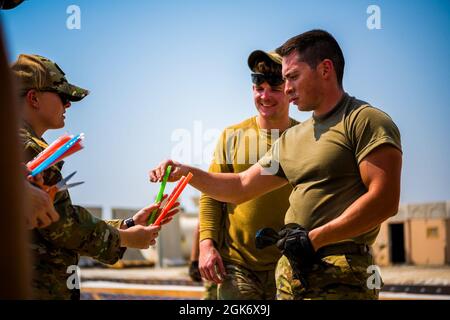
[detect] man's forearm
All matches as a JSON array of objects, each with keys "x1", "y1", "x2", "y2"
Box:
[
  {"x1": 183, "y1": 163, "x2": 287, "y2": 204},
  {"x1": 199, "y1": 194, "x2": 225, "y2": 243},
  {"x1": 183, "y1": 165, "x2": 248, "y2": 204},
  {"x1": 309, "y1": 190, "x2": 399, "y2": 251}
]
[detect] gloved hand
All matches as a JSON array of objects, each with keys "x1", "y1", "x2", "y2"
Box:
[
  {"x1": 188, "y1": 260, "x2": 202, "y2": 282},
  {"x1": 275, "y1": 223, "x2": 316, "y2": 286}
]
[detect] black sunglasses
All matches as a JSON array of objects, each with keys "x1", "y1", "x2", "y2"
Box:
[
  {"x1": 21, "y1": 88, "x2": 71, "y2": 106},
  {"x1": 43, "y1": 90, "x2": 71, "y2": 106},
  {"x1": 251, "y1": 72, "x2": 284, "y2": 87}
]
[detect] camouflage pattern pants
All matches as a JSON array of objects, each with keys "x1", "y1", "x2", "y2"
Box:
[
  {"x1": 276, "y1": 253, "x2": 381, "y2": 300},
  {"x1": 203, "y1": 280, "x2": 218, "y2": 300},
  {"x1": 217, "y1": 263, "x2": 276, "y2": 300}
]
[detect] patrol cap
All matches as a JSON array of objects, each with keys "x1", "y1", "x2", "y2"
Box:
[
  {"x1": 247, "y1": 50, "x2": 282, "y2": 72},
  {"x1": 11, "y1": 54, "x2": 89, "y2": 102},
  {"x1": 0, "y1": 0, "x2": 25, "y2": 10}
]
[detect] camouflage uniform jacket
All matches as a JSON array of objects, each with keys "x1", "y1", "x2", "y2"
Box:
[{"x1": 20, "y1": 123, "x2": 125, "y2": 300}]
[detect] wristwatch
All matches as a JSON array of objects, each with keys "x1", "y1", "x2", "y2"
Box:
[{"x1": 124, "y1": 217, "x2": 135, "y2": 228}]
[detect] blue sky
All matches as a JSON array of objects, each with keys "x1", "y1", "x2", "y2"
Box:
[{"x1": 2, "y1": 0, "x2": 449, "y2": 217}]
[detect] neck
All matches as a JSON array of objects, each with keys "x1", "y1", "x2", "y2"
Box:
[
  {"x1": 23, "y1": 114, "x2": 46, "y2": 138},
  {"x1": 257, "y1": 114, "x2": 291, "y2": 132},
  {"x1": 313, "y1": 87, "x2": 345, "y2": 117}
]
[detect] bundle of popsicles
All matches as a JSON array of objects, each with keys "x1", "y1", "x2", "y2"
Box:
[
  {"x1": 148, "y1": 165, "x2": 193, "y2": 226},
  {"x1": 26, "y1": 133, "x2": 85, "y2": 177}
]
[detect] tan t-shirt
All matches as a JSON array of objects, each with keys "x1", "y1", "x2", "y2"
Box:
[
  {"x1": 259, "y1": 93, "x2": 402, "y2": 245},
  {"x1": 199, "y1": 116, "x2": 298, "y2": 271}
]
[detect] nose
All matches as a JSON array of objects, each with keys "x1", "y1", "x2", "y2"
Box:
[
  {"x1": 259, "y1": 87, "x2": 271, "y2": 101},
  {"x1": 64, "y1": 101, "x2": 71, "y2": 109},
  {"x1": 284, "y1": 80, "x2": 294, "y2": 96}
]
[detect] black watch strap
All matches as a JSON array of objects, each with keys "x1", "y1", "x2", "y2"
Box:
[{"x1": 124, "y1": 218, "x2": 135, "y2": 228}]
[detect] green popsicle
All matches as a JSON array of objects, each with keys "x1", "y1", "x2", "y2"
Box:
[{"x1": 147, "y1": 165, "x2": 172, "y2": 225}]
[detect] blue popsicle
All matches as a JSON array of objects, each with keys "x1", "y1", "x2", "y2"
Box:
[{"x1": 31, "y1": 133, "x2": 84, "y2": 177}]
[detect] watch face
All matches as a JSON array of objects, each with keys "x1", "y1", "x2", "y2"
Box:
[{"x1": 125, "y1": 218, "x2": 135, "y2": 228}]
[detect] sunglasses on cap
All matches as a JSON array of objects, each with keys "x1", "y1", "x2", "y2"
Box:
[{"x1": 251, "y1": 72, "x2": 284, "y2": 87}]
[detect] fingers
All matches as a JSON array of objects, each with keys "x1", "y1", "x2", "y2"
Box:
[
  {"x1": 160, "y1": 217, "x2": 173, "y2": 225},
  {"x1": 210, "y1": 259, "x2": 225, "y2": 284},
  {"x1": 149, "y1": 159, "x2": 184, "y2": 183},
  {"x1": 202, "y1": 262, "x2": 221, "y2": 284},
  {"x1": 153, "y1": 201, "x2": 180, "y2": 226},
  {"x1": 147, "y1": 225, "x2": 161, "y2": 232},
  {"x1": 216, "y1": 257, "x2": 226, "y2": 280},
  {"x1": 146, "y1": 202, "x2": 162, "y2": 212},
  {"x1": 26, "y1": 183, "x2": 59, "y2": 229},
  {"x1": 169, "y1": 201, "x2": 180, "y2": 210},
  {"x1": 199, "y1": 251, "x2": 225, "y2": 284},
  {"x1": 146, "y1": 225, "x2": 161, "y2": 240},
  {"x1": 26, "y1": 215, "x2": 38, "y2": 230},
  {"x1": 166, "y1": 209, "x2": 179, "y2": 219},
  {"x1": 36, "y1": 212, "x2": 52, "y2": 229},
  {"x1": 46, "y1": 205, "x2": 60, "y2": 223},
  {"x1": 27, "y1": 173, "x2": 44, "y2": 185}
]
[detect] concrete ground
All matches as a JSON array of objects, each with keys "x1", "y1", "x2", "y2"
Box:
[
  {"x1": 79, "y1": 264, "x2": 450, "y2": 300},
  {"x1": 380, "y1": 265, "x2": 450, "y2": 286}
]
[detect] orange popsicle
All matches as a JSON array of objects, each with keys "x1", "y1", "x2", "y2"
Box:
[
  {"x1": 26, "y1": 134, "x2": 72, "y2": 171},
  {"x1": 153, "y1": 172, "x2": 193, "y2": 226}
]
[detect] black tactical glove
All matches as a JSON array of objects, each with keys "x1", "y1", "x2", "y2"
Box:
[
  {"x1": 255, "y1": 227, "x2": 280, "y2": 249},
  {"x1": 275, "y1": 223, "x2": 316, "y2": 287},
  {"x1": 188, "y1": 260, "x2": 202, "y2": 282}
]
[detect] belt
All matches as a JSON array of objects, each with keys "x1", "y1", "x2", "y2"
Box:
[{"x1": 315, "y1": 242, "x2": 370, "y2": 258}]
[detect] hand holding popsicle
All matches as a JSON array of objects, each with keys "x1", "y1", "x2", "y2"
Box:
[
  {"x1": 134, "y1": 195, "x2": 180, "y2": 227},
  {"x1": 153, "y1": 172, "x2": 193, "y2": 226},
  {"x1": 148, "y1": 165, "x2": 172, "y2": 225},
  {"x1": 25, "y1": 182, "x2": 59, "y2": 229},
  {"x1": 149, "y1": 159, "x2": 188, "y2": 183}
]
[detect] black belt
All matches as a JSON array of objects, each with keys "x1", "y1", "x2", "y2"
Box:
[{"x1": 316, "y1": 242, "x2": 370, "y2": 258}]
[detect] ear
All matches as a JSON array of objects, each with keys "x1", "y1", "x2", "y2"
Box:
[
  {"x1": 319, "y1": 59, "x2": 334, "y2": 80},
  {"x1": 25, "y1": 89, "x2": 40, "y2": 110}
]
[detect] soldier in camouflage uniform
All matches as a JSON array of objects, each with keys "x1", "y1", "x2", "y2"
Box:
[
  {"x1": 149, "y1": 30, "x2": 402, "y2": 300},
  {"x1": 12, "y1": 54, "x2": 171, "y2": 299}
]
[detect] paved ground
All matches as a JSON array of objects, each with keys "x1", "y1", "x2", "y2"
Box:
[
  {"x1": 81, "y1": 265, "x2": 450, "y2": 285},
  {"x1": 380, "y1": 265, "x2": 450, "y2": 285},
  {"x1": 80, "y1": 264, "x2": 450, "y2": 300}
]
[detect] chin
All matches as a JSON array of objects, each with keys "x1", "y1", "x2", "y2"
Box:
[
  {"x1": 296, "y1": 104, "x2": 312, "y2": 112},
  {"x1": 55, "y1": 122, "x2": 65, "y2": 129},
  {"x1": 259, "y1": 111, "x2": 277, "y2": 119}
]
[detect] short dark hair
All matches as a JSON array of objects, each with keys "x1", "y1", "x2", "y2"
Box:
[{"x1": 276, "y1": 29, "x2": 345, "y2": 87}]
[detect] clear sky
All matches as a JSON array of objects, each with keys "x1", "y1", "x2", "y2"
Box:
[{"x1": 2, "y1": 0, "x2": 449, "y2": 217}]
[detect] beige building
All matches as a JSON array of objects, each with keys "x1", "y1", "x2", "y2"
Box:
[{"x1": 372, "y1": 201, "x2": 450, "y2": 266}]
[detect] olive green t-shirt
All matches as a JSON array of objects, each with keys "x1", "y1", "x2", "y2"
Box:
[
  {"x1": 199, "y1": 116, "x2": 299, "y2": 271},
  {"x1": 258, "y1": 93, "x2": 402, "y2": 245}
]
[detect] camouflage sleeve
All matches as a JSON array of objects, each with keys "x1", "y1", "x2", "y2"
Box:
[
  {"x1": 36, "y1": 197, "x2": 125, "y2": 264},
  {"x1": 106, "y1": 219, "x2": 124, "y2": 229},
  {"x1": 22, "y1": 131, "x2": 125, "y2": 264}
]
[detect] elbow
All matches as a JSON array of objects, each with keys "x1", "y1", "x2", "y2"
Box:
[
  {"x1": 229, "y1": 195, "x2": 247, "y2": 205},
  {"x1": 385, "y1": 195, "x2": 400, "y2": 218},
  {"x1": 388, "y1": 203, "x2": 399, "y2": 218}
]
